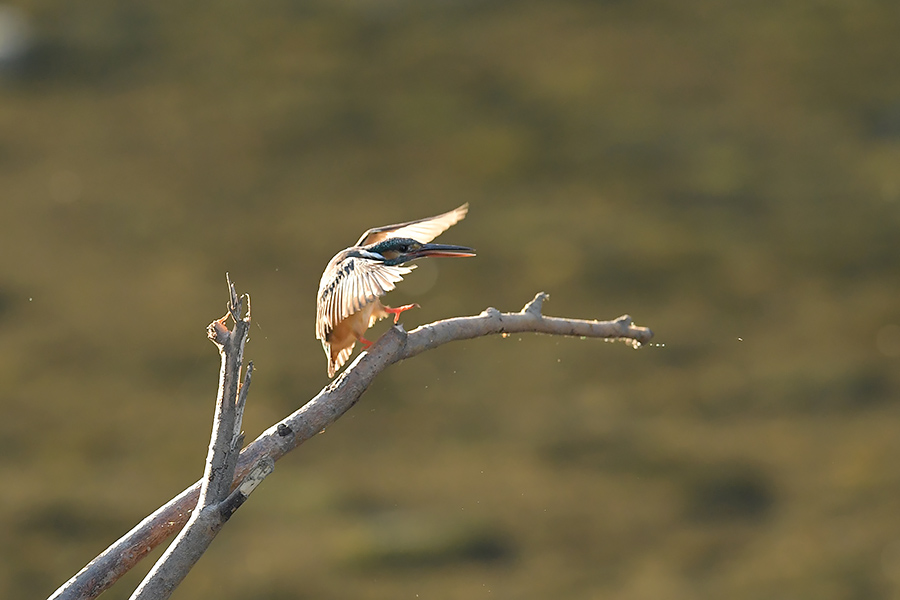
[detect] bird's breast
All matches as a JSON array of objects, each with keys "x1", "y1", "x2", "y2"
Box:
[{"x1": 325, "y1": 299, "x2": 385, "y2": 344}]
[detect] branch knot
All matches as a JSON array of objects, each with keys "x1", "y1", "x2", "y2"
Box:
[{"x1": 521, "y1": 292, "x2": 549, "y2": 317}]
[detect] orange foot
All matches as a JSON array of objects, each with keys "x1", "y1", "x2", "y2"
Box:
[
  {"x1": 359, "y1": 336, "x2": 374, "y2": 349},
  {"x1": 384, "y1": 303, "x2": 420, "y2": 323}
]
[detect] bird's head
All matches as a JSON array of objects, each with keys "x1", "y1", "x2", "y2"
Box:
[{"x1": 366, "y1": 237, "x2": 476, "y2": 266}]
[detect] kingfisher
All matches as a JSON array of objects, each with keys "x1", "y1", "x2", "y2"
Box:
[{"x1": 316, "y1": 203, "x2": 475, "y2": 377}]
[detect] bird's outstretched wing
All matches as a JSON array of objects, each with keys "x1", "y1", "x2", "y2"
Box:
[
  {"x1": 354, "y1": 203, "x2": 469, "y2": 247},
  {"x1": 315, "y1": 250, "x2": 414, "y2": 342}
]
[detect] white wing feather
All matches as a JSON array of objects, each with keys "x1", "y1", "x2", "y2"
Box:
[
  {"x1": 315, "y1": 252, "x2": 414, "y2": 341},
  {"x1": 354, "y1": 203, "x2": 468, "y2": 246}
]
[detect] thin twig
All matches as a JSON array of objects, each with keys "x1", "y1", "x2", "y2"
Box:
[{"x1": 233, "y1": 362, "x2": 253, "y2": 447}]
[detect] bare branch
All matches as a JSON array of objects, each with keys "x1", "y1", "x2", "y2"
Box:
[
  {"x1": 128, "y1": 278, "x2": 255, "y2": 600},
  {"x1": 201, "y1": 282, "x2": 251, "y2": 507},
  {"x1": 48, "y1": 487, "x2": 200, "y2": 600},
  {"x1": 49, "y1": 292, "x2": 652, "y2": 600},
  {"x1": 400, "y1": 292, "x2": 653, "y2": 360}
]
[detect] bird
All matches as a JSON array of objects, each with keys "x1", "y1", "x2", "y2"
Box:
[{"x1": 316, "y1": 203, "x2": 475, "y2": 377}]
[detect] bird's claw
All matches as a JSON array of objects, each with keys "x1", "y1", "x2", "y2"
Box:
[{"x1": 385, "y1": 303, "x2": 420, "y2": 323}]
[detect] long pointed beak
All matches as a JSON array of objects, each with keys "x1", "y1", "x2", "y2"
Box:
[{"x1": 406, "y1": 243, "x2": 476, "y2": 260}]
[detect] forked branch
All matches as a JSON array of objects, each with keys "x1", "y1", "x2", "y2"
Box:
[
  {"x1": 128, "y1": 276, "x2": 272, "y2": 600},
  {"x1": 48, "y1": 289, "x2": 652, "y2": 600}
]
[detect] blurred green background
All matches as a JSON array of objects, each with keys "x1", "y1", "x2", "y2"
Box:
[{"x1": 2, "y1": 1, "x2": 899, "y2": 598}]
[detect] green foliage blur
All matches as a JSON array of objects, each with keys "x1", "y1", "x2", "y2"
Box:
[{"x1": 2, "y1": 1, "x2": 899, "y2": 598}]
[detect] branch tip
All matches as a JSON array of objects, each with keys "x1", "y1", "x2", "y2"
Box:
[
  {"x1": 223, "y1": 274, "x2": 252, "y2": 324},
  {"x1": 226, "y1": 274, "x2": 241, "y2": 320},
  {"x1": 240, "y1": 292, "x2": 251, "y2": 322},
  {"x1": 522, "y1": 292, "x2": 549, "y2": 316}
]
